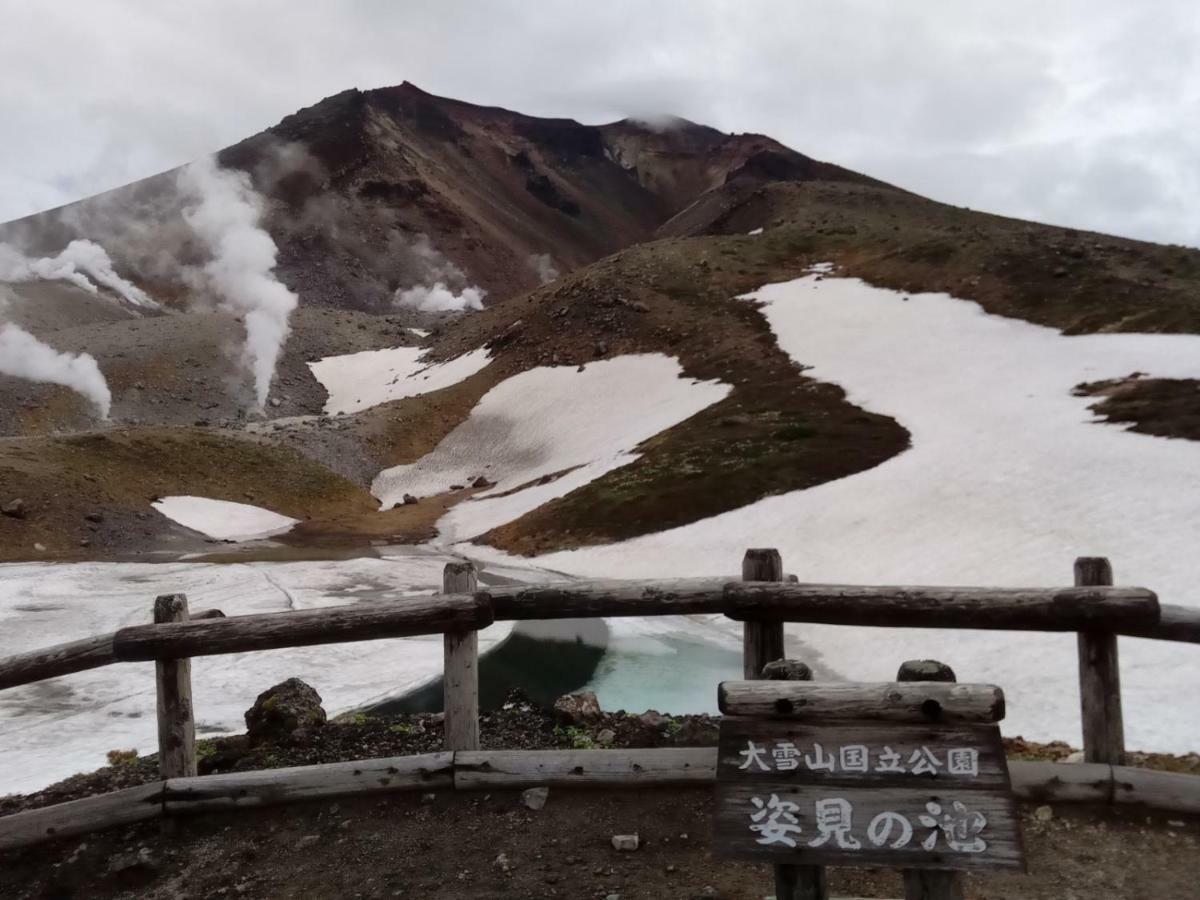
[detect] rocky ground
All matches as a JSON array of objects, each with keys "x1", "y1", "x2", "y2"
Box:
[{"x1": 1, "y1": 685, "x2": 1198, "y2": 899}]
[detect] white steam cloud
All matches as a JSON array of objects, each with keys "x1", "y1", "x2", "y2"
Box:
[
  {"x1": 392, "y1": 234, "x2": 486, "y2": 313},
  {"x1": 0, "y1": 318, "x2": 111, "y2": 418},
  {"x1": 395, "y1": 283, "x2": 486, "y2": 313},
  {"x1": 0, "y1": 239, "x2": 158, "y2": 308},
  {"x1": 527, "y1": 252, "x2": 560, "y2": 284},
  {"x1": 178, "y1": 157, "x2": 298, "y2": 411}
]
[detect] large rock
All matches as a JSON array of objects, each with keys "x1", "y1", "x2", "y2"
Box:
[
  {"x1": 244, "y1": 678, "x2": 326, "y2": 745},
  {"x1": 553, "y1": 691, "x2": 602, "y2": 726},
  {"x1": 761, "y1": 659, "x2": 812, "y2": 681},
  {"x1": 522, "y1": 786, "x2": 549, "y2": 810},
  {"x1": 2, "y1": 498, "x2": 26, "y2": 519}
]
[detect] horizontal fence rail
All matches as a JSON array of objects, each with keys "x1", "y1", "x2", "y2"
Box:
[
  {"x1": 0, "y1": 608, "x2": 225, "y2": 691},
  {"x1": 2, "y1": 750, "x2": 1198, "y2": 853},
  {"x1": 111, "y1": 593, "x2": 493, "y2": 662},
  {"x1": 1, "y1": 579, "x2": 1186, "y2": 690}
]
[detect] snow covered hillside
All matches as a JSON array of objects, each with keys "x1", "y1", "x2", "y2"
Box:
[
  {"x1": 481, "y1": 272, "x2": 1200, "y2": 753},
  {"x1": 372, "y1": 354, "x2": 730, "y2": 538},
  {"x1": 308, "y1": 346, "x2": 492, "y2": 415}
]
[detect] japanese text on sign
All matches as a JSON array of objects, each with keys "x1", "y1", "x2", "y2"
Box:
[
  {"x1": 749, "y1": 794, "x2": 989, "y2": 853},
  {"x1": 737, "y1": 740, "x2": 979, "y2": 776}
]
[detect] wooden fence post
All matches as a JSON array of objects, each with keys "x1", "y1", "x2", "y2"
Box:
[
  {"x1": 443, "y1": 561, "x2": 480, "y2": 751},
  {"x1": 769, "y1": 658, "x2": 828, "y2": 900},
  {"x1": 1075, "y1": 557, "x2": 1125, "y2": 764},
  {"x1": 897, "y1": 659, "x2": 964, "y2": 900},
  {"x1": 154, "y1": 594, "x2": 197, "y2": 779},
  {"x1": 742, "y1": 548, "x2": 784, "y2": 680}
]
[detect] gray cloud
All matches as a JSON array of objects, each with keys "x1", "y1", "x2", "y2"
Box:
[{"x1": 2, "y1": 0, "x2": 1197, "y2": 245}]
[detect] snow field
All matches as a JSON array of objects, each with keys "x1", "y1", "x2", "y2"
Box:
[
  {"x1": 501, "y1": 274, "x2": 1200, "y2": 752},
  {"x1": 308, "y1": 346, "x2": 491, "y2": 415},
  {"x1": 372, "y1": 354, "x2": 731, "y2": 541},
  {"x1": 152, "y1": 496, "x2": 299, "y2": 541},
  {"x1": 0, "y1": 553, "x2": 545, "y2": 795}
]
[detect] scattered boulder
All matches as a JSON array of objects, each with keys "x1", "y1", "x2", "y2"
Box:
[
  {"x1": 85, "y1": 511, "x2": 104, "y2": 524},
  {"x1": 522, "y1": 786, "x2": 549, "y2": 811},
  {"x1": 1033, "y1": 805, "x2": 1054, "y2": 822},
  {"x1": 610, "y1": 834, "x2": 639, "y2": 852},
  {"x1": 896, "y1": 659, "x2": 956, "y2": 682},
  {"x1": 633, "y1": 709, "x2": 667, "y2": 742},
  {"x1": 554, "y1": 691, "x2": 602, "y2": 726},
  {"x1": 471, "y1": 475, "x2": 494, "y2": 489},
  {"x1": 2, "y1": 498, "x2": 26, "y2": 519},
  {"x1": 761, "y1": 659, "x2": 812, "y2": 681},
  {"x1": 106, "y1": 846, "x2": 158, "y2": 883},
  {"x1": 596, "y1": 728, "x2": 616, "y2": 746},
  {"x1": 244, "y1": 678, "x2": 327, "y2": 746}
]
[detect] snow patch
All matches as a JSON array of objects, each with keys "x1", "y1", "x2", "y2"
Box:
[
  {"x1": 153, "y1": 496, "x2": 299, "y2": 541},
  {"x1": 308, "y1": 346, "x2": 491, "y2": 416},
  {"x1": 509, "y1": 275, "x2": 1200, "y2": 753},
  {"x1": 372, "y1": 354, "x2": 730, "y2": 541},
  {"x1": 747, "y1": 227, "x2": 764, "y2": 236}
]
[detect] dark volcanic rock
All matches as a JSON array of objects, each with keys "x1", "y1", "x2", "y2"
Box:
[
  {"x1": 553, "y1": 691, "x2": 602, "y2": 726},
  {"x1": 245, "y1": 678, "x2": 327, "y2": 746}
]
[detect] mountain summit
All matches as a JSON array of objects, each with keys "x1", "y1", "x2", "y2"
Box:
[{"x1": 1, "y1": 82, "x2": 880, "y2": 310}]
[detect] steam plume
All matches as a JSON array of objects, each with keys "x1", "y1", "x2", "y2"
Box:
[
  {"x1": 527, "y1": 252, "x2": 560, "y2": 284},
  {"x1": 395, "y1": 282, "x2": 485, "y2": 312},
  {"x1": 392, "y1": 234, "x2": 486, "y2": 313},
  {"x1": 178, "y1": 157, "x2": 298, "y2": 410},
  {"x1": 0, "y1": 319, "x2": 111, "y2": 418},
  {"x1": 0, "y1": 239, "x2": 157, "y2": 308}
]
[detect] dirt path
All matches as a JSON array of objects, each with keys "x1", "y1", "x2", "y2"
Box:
[{"x1": 1, "y1": 788, "x2": 1196, "y2": 899}]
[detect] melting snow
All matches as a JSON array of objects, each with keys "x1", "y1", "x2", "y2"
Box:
[
  {"x1": 152, "y1": 494, "x2": 300, "y2": 542},
  {"x1": 371, "y1": 354, "x2": 730, "y2": 540},
  {"x1": 482, "y1": 274, "x2": 1200, "y2": 753},
  {"x1": 308, "y1": 346, "x2": 491, "y2": 416},
  {"x1": 152, "y1": 496, "x2": 299, "y2": 542},
  {"x1": 0, "y1": 553, "x2": 542, "y2": 795}
]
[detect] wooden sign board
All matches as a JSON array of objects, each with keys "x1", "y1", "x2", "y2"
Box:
[{"x1": 715, "y1": 718, "x2": 1026, "y2": 872}]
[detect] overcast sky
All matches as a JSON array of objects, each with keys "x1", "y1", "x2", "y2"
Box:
[{"x1": 2, "y1": 1, "x2": 1197, "y2": 246}]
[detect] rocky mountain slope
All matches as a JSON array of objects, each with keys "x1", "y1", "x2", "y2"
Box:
[
  {"x1": 0, "y1": 82, "x2": 877, "y2": 311},
  {"x1": 2, "y1": 84, "x2": 1199, "y2": 562}
]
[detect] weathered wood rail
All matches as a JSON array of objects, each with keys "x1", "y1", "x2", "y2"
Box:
[
  {"x1": 0, "y1": 550, "x2": 1196, "y2": 856},
  {"x1": 2, "y1": 749, "x2": 1198, "y2": 853}
]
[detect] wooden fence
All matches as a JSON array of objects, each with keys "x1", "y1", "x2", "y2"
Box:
[{"x1": 1, "y1": 550, "x2": 1198, "y2": 854}]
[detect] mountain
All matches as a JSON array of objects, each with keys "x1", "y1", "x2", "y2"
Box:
[
  {"x1": 1, "y1": 83, "x2": 1198, "y2": 563},
  {"x1": 0, "y1": 82, "x2": 879, "y2": 311}
]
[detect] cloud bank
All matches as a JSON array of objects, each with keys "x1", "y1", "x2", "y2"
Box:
[{"x1": 1, "y1": 2, "x2": 1198, "y2": 246}]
